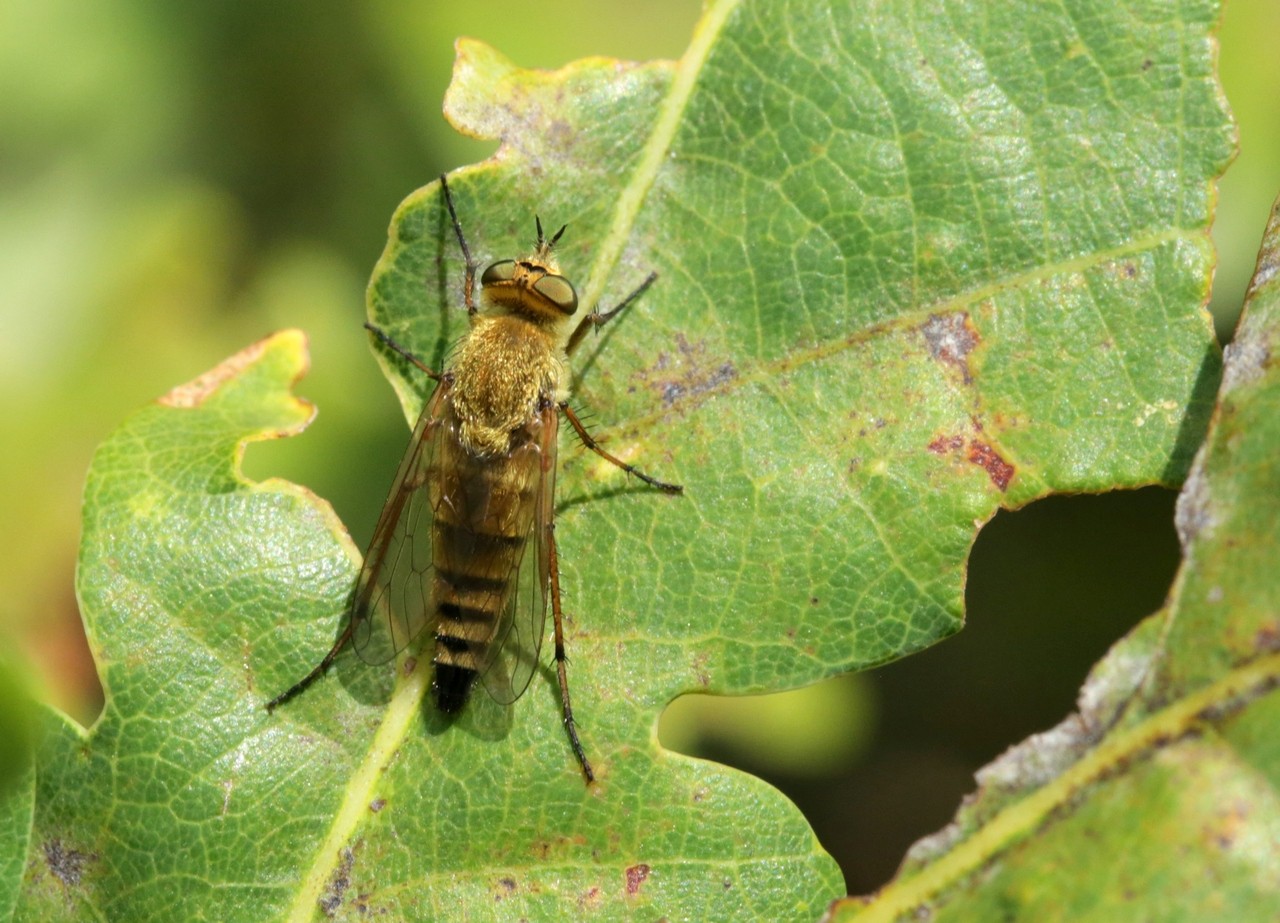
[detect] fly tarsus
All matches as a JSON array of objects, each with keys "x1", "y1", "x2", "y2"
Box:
[
  {"x1": 264, "y1": 617, "x2": 356, "y2": 712},
  {"x1": 264, "y1": 662, "x2": 330, "y2": 712},
  {"x1": 563, "y1": 707, "x2": 595, "y2": 784},
  {"x1": 546, "y1": 521, "x2": 596, "y2": 784}
]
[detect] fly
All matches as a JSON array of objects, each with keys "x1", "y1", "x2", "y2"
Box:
[{"x1": 266, "y1": 173, "x2": 681, "y2": 783}]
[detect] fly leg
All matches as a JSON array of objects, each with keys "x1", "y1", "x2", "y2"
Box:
[
  {"x1": 268, "y1": 324, "x2": 440, "y2": 713},
  {"x1": 565, "y1": 271, "x2": 658, "y2": 356},
  {"x1": 560, "y1": 403, "x2": 682, "y2": 494},
  {"x1": 439, "y1": 173, "x2": 478, "y2": 314},
  {"x1": 546, "y1": 520, "x2": 595, "y2": 783},
  {"x1": 562, "y1": 269, "x2": 681, "y2": 491},
  {"x1": 265, "y1": 616, "x2": 358, "y2": 712},
  {"x1": 363, "y1": 175, "x2": 469, "y2": 376},
  {"x1": 363, "y1": 323, "x2": 442, "y2": 381}
]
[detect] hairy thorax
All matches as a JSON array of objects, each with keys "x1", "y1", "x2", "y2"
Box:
[{"x1": 449, "y1": 314, "x2": 565, "y2": 457}]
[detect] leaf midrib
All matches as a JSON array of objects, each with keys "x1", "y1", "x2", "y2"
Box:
[
  {"x1": 282, "y1": 660, "x2": 430, "y2": 922},
  {"x1": 579, "y1": 0, "x2": 745, "y2": 315}
]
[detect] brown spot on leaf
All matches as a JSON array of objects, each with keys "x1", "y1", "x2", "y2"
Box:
[
  {"x1": 626, "y1": 863, "x2": 651, "y2": 896},
  {"x1": 921, "y1": 312, "x2": 979, "y2": 384},
  {"x1": 44, "y1": 840, "x2": 96, "y2": 888},
  {"x1": 1208, "y1": 802, "x2": 1249, "y2": 850},
  {"x1": 928, "y1": 433, "x2": 1015, "y2": 491},
  {"x1": 644, "y1": 333, "x2": 737, "y2": 406},
  {"x1": 578, "y1": 886, "x2": 604, "y2": 911},
  {"x1": 927, "y1": 434, "x2": 965, "y2": 455},
  {"x1": 531, "y1": 835, "x2": 588, "y2": 861},
  {"x1": 319, "y1": 847, "x2": 355, "y2": 916},
  {"x1": 369, "y1": 798, "x2": 386, "y2": 813},
  {"x1": 967, "y1": 441, "x2": 1014, "y2": 491},
  {"x1": 1255, "y1": 622, "x2": 1280, "y2": 653}
]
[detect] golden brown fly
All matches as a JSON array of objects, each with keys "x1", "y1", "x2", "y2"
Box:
[{"x1": 267, "y1": 174, "x2": 681, "y2": 782}]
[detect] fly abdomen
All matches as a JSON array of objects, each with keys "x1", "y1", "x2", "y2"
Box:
[
  {"x1": 431, "y1": 568, "x2": 511, "y2": 674},
  {"x1": 430, "y1": 565, "x2": 518, "y2": 712},
  {"x1": 428, "y1": 417, "x2": 541, "y2": 713},
  {"x1": 433, "y1": 631, "x2": 486, "y2": 713},
  {"x1": 435, "y1": 519, "x2": 525, "y2": 560},
  {"x1": 433, "y1": 662, "x2": 476, "y2": 713}
]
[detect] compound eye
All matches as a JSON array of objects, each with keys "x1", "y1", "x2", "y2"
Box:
[
  {"x1": 481, "y1": 260, "x2": 516, "y2": 286},
  {"x1": 533, "y1": 274, "x2": 578, "y2": 314}
]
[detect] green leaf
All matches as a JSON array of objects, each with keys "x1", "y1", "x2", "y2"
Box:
[
  {"x1": 827, "y1": 191, "x2": 1280, "y2": 923},
  {"x1": 6, "y1": 0, "x2": 1233, "y2": 919},
  {"x1": 0, "y1": 697, "x2": 35, "y2": 921},
  {"x1": 13, "y1": 331, "x2": 354, "y2": 920}
]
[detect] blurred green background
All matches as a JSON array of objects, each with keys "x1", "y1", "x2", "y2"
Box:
[{"x1": 1, "y1": 0, "x2": 1273, "y2": 896}]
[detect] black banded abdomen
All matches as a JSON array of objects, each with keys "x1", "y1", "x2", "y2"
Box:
[{"x1": 428, "y1": 417, "x2": 541, "y2": 711}]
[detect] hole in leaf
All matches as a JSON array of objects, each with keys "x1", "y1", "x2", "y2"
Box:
[{"x1": 659, "y1": 487, "x2": 1181, "y2": 895}]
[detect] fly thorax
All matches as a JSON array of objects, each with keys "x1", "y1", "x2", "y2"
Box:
[{"x1": 451, "y1": 315, "x2": 563, "y2": 457}]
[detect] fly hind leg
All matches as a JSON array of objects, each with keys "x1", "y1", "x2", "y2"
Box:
[
  {"x1": 264, "y1": 616, "x2": 358, "y2": 712},
  {"x1": 560, "y1": 403, "x2": 682, "y2": 494},
  {"x1": 546, "y1": 521, "x2": 595, "y2": 783}
]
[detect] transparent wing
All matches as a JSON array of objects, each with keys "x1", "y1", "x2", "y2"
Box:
[
  {"x1": 477, "y1": 403, "x2": 556, "y2": 705},
  {"x1": 350, "y1": 382, "x2": 451, "y2": 667}
]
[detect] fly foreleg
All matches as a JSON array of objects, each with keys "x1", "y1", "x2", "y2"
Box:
[
  {"x1": 565, "y1": 271, "x2": 658, "y2": 356},
  {"x1": 363, "y1": 323, "x2": 442, "y2": 380},
  {"x1": 438, "y1": 173, "x2": 478, "y2": 314}
]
